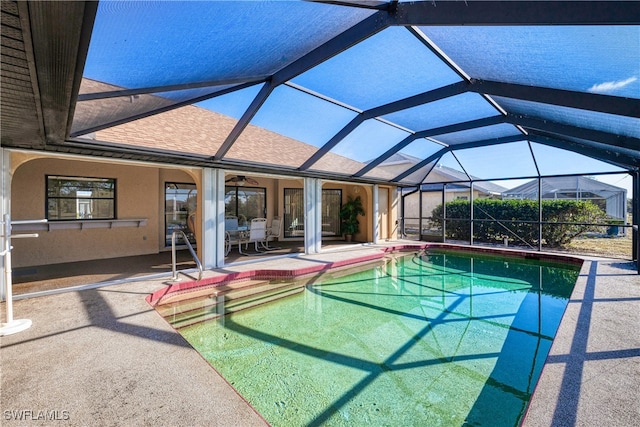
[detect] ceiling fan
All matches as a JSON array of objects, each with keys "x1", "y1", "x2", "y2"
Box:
[{"x1": 225, "y1": 175, "x2": 259, "y2": 186}]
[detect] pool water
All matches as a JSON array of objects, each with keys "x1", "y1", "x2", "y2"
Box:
[{"x1": 177, "y1": 250, "x2": 580, "y2": 426}]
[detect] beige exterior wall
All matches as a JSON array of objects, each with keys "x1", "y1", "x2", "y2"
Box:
[
  {"x1": 377, "y1": 185, "x2": 399, "y2": 241},
  {"x1": 324, "y1": 183, "x2": 399, "y2": 243},
  {"x1": 271, "y1": 180, "x2": 398, "y2": 243},
  {"x1": 10, "y1": 153, "x2": 198, "y2": 268},
  {"x1": 344, "y1": 184, "x2": 370, "y2": 243},
  {"x1": 10, "y1": 154, "x2": 398, "y2": 268}
]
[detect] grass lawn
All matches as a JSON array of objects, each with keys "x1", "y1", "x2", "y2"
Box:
[{"x1": 563, "y1": 232, "x2": 633, "y2": 259}]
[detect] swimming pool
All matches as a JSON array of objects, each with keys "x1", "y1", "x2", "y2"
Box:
[{"x1": 171, "y1": 249, "x2": 581, "y2": 426}]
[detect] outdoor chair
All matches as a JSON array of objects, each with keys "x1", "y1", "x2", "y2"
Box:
[
  {"x1": 225, "y1": 215, "x2": 249, "y2": 255},
  {"x1": 247, "y1": 218, "x2": 268, "y2": 253},
  {"x1": 225, "y1": 231, "x2": 238, "y2": 256},
  {"x1": 225, "y1": 215, "x2": 239, "y2": 231},
  {"x1": 187, "y1": 211, "x2": 197, "y2": 243},
  {"x1": 263, "y1": 216, "x2": 281, "y2": 250}
]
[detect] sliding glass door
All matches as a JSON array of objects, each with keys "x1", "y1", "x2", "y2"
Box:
[
  {"x1": 225, "y1": 186, "x2": 266, "y2": 227},
  {"x1": 165, "y1": 182, "x2": 197, "y2": 246},
  {"x1": 284, "y1": 188, "x2": 342, "y2": 238},
  {"x1": 284, "y1": 188, "x2": 304, "y2": 238},
  {"x1": 322, "y1": 189, "x2": 342, "y2": 237}
]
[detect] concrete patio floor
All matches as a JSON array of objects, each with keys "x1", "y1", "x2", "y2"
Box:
[
  {"x1": 523, "y1": 257, "x2": 640, "y2": 427},
  {"x1": 1, "y1": 243, "x2": 638, "y2": 426}
]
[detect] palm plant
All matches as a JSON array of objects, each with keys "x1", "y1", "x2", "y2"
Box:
[{"x1": 340, "y1": 195, "x2": 365, "y2": 240}]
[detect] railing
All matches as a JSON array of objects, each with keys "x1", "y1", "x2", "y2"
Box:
[
  {"x1": 1, "y1": 214, "x2": 47, "y2": 336},
  {"x1": 171, "y1": 230, "x2": 203, "y2": 281}
]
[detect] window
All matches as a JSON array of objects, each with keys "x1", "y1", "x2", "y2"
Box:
[
  {"x1": 283, "y1": 188, "x2": 342, "y2": 238},
  {"x1": 225, "y1": 186, "x2": 266, "y2": 227},
  {"x1": 322, "y1": 189, "x2": 342, "y2": 236},
  {"x1": 165, "y1": 183, "x2": 197, "y2": 246},
  {"x1": 284, "y1": 188, "x2": 304, "y2": 238},
  {"x1": 47, "y1": 175, "x2": 115, "y2": 220}
]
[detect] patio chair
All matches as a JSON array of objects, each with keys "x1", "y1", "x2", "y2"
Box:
[
  {"x1": 187, "y1": 211, "x2": 197, "y2": 239},
  {"x1": 225, "y1": 230, "x2": 250, "y2": 256},
  {"x1": 224, "y1": 231, "x2": 234, "y2": 255},
  {"x1": 225, "y1": 216, "x2": 248, "y2": 255},
  {"x1": 247, "y1": 218, "x2": 268, "y2": 253},
  {"x1": 262, "y1": 216, "x2": 281, "y2": 250},
  {"x1": 225, "y1": 215, "x2": 239, "y2": 231}
]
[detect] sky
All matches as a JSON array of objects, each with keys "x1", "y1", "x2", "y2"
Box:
[
  {"x1": 594, "y1": 174, "x2": 634, "y2": 199},
  {"x1": 80, "y1": 2, "x2": 638, "y2": 198}
]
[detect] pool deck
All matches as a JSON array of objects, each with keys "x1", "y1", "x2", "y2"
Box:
[
  {"x1": 523, "y1": 256, "x2": 640, "y2": 427},
  {"x1": 1, "y1": 243, "x2": 638, "y2": 426}
]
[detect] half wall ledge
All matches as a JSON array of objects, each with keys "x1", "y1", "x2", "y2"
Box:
[{"x1": 11, "y1": 218, "x2": 148, "y2": 232}]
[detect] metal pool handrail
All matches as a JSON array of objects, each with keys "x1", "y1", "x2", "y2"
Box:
[
  {"x1": 171, "y1": 230, "x2": 203, "y2": 281},
  {"x1": 1, "y1": 215, "x2": 47, "y2": 336}
]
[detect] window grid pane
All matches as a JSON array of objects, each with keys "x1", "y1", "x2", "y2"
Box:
[
  {"x1": 284, "y1": 188, "x2": 305, "y2": 238},
  {"x1": 46, "y1": 176, "x2": 116, "y2": 220},
  {"x1": 322, "y1": 189, "x2": 342, "y2": 237},
  {"x1": 225, "y1": 186, "x2": 266, "y2": 227}
]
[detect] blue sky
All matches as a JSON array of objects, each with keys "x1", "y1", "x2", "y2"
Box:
[{"x1": 81, "y1": 3, "x2": 638, "y2": 197}]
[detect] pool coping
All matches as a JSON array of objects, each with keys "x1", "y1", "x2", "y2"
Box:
[
  {"x1": 1, "y1": 243, "x2": 637, "y2": 426},
  {"x1": 149, "y1": 242, "x2": 588, "y2": 425},
  {"x1": 147, "y1": 242, "x2": 584, "y2": 306}
]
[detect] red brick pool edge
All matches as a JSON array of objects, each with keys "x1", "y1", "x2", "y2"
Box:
[{"x1": 146, "y1": 243, "x2": 584, "y2": 306}]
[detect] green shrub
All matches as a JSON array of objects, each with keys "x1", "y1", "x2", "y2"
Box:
[{"x1": 430, "y1": 199, "x2": 609, "y2": 247}]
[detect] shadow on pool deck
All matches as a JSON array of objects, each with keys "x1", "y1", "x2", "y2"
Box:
[
  {"x1": 10, "y1": 240, "x2": 360, "y2": 296},
  {"x1": 1, "y1": 245, "x2": 638, "y2": 426},
  {"x1": 523, "y1": 258, "x2": 640, "y2": 427}
]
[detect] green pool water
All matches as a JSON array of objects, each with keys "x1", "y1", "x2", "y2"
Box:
[{"x1": 178, "y1": 250, "x2": 580, "y2": 426}]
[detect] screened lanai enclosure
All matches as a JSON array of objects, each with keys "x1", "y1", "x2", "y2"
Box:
[
  {"x1": 1, "y1": 1, "x2": 639, "y2": 273},
  {"x1": 504, "y1": 176, "x2": 627, "y2": 221},
  {"x1": 400, "y1": 166, "x2": 633, "y2": 256}
]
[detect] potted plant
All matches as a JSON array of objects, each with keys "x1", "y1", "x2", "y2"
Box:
[{"x1": 340, "y1": 195, "x2": 365, "y2": 242}]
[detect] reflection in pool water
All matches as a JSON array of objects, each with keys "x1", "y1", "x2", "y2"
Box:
[{"x1": 177, "y1": 250, "x2": 580, "y2": 426}]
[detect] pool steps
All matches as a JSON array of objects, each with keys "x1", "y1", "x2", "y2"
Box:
[
  {"x1": 156, "y1": 279, "x2": 304, "y2": 329},
  {"x1": 148, "y1": 244, "x2": 584, "y2": 330}
]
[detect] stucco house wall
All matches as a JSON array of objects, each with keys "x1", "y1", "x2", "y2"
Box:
[
  {"x1": 10, "y1": 150, "x2": 397, "y2": 268},
  {"x1": 10, "y1": 153, "x2": 197, "y2": 268}
]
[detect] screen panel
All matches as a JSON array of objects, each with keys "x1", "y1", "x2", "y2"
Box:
[
  {"x1": 382, "y1": 93, "x2": 499, "y2": 132},
  {"x1": 291, "y1": 26, "x2": 463, "y2": 110},
  {"x1": 453, "y1": 141, "x2": 538, "y2": 180},
  {"x1": 530, "y1": 143, "x2": 626, "y2": 176},
  {"x1": 85, "y1": 1, "x2": 374, "y2": 89},
  {"x1": 227, "y1": 85, "x2": 358, "y2": 167},
  {"x1": 421, "y1": 26, "x2": 640, "y2": 97}
]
